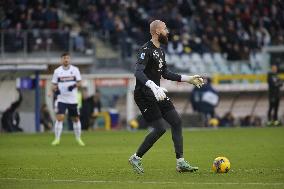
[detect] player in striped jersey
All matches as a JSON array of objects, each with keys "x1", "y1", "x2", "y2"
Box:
[{"x1": 49, "y1": 53, "x2": 85, "y2": 146}]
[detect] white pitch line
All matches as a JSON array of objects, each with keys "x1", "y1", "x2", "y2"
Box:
[
  {"x1": 6, "y1": 168, "x2": 50, "y2": 170},
  {"x1": 4, "y1": 167, "x2": 283, "y2": 173},
  {"x1": 0, "y1": 178, "x2": 283, "y2": 186}
]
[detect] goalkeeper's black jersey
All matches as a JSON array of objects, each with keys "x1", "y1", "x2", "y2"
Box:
[{"x1": 134, "y1": 41, "x2": 181, "y2": 91}]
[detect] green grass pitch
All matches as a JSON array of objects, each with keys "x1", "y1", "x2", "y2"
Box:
[{"x1": 0, "y1": 127, "x2": 284, "y2": 189}]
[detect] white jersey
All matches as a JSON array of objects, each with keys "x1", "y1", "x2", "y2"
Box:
[{"x1": 52, "y1": 65, "x2": 81, "y2": 104}]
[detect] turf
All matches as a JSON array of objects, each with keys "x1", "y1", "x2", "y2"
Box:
[{"x1": 0, "y1": 127, "x2": 284, "y2": 189}]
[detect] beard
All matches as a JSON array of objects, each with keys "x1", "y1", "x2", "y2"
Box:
[
  {"x1": 62, "y1": 62, "x2": 70, "y2": 69},
  {"x1": 158, "y1": 33, "x2": 168, "y2": 45}
]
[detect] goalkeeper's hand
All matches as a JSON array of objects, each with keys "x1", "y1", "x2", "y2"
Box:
[
  {"x1": 181, "y1": 75, "x2": 204, "y2": 88},
  {"x1": 68, "y1": 84, "x2": 77, "y2": 91},
  {"x1": 145, "y1": 80, "x2": 168, "y2": 101}
]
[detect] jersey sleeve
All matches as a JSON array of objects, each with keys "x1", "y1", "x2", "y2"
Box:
[
  {"x1": 75, "y1": 67, "x2": 82, "y2": 81},
  {"x1": 137, "y1": 47, "x2": 150, "y2": 66},
  {"x1": 162, "y1": 67, "x2": 181, "y2": 82},
  {"x1": 135, "y1": 47, "x2": 151, "y2": 84},
  {"x1": 51, "y1": 70, "x2": 58, "y2": 84},
  {"x1": 161, "y1": 53, "x2": 181, "y2": 82}
]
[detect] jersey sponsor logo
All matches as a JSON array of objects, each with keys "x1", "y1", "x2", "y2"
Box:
[
  {"x1": 158, "y1": 59, "x2": 163, "y2": 72},
  {"x1": 158, "y1": 58, "x2": 164, "y2": 72},
  {"x1": 158, "y1": 58, "x2": 163, "y2": 68},
  {"x1": 58, "y1": 76, "x2": 76, "y2": 82},
  {"x1": 153, "y1": 50, "x2": 159, "y2": 58},
  {"x1": 140, "y1": 52, "x2": 145, "y2": 60}
]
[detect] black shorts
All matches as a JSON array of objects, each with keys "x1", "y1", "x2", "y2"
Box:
[
  {"x1": 134, "y1": 88, "x2": 175, "y2": 122},
  {"x1": 56, "y1": 102, "x2": 79, "y2": 117}
]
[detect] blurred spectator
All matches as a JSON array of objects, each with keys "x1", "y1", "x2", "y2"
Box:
[
  {"x1": 199, "y1": 78, "x2": 219, "y2": 126},
  {"x1": 181, "y1": 33, "x2": 192, "y2": 54},
  {"x1": 80, "y1": 89, "x2": 102, "y2": 130},
  {"x1": 71, "y1": 27, "x2": 85, "y2": 52},
  {"x1": 190, "y1": 85, "x2": 202, "y2": 113},
  {"x1": 103, "y1": 10, "x2": 115, "y2": 42},
  {"x1": 1, "y1": 89, "x2": 23, "y2": 132},
  {"x1": 190, "y1": 78, "x2": 219, "y2": 126},
  {"x1": 220, "y1": 112, "x2": 235, "y2": 127},
  {"x1": 167, "y1": 35, "x2": 183, "y2": 55},
  {"x1": 80, "y1": 87, "x2": 90, "y2": 130},
  {"x1": 30, "y1": 4, "x2": 45, "y2": 29},
  {"x1": 40, "y1": 104, "x2": 53, "y2": 131},
  {"x1": 211, "y1": 36, "x2": 221, "y2": 52},
  {"x1": 267, "y1": 63, "x2": 283, "y2": 126},
  {"x1": 88, "y1": 90, "x2": 102, "y2": 129},
  {"x1": 4, "y1": 23, "x2": 24, "y2": 52},
  {"x1": 44, "y1": 6, "x2": 58, "y2": 29},
  {"x1": 240, "y1": 115, "x2": 262, "y2": 127}
]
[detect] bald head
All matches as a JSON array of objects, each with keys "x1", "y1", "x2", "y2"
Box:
[
  {"x1": 149, "y1": 20, "x2": 169, "y2": 45},
  {"x1": 150, "y1": 20, "x2": 165, "y2": 35}
]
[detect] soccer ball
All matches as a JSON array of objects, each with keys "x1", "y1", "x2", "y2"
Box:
[
  {"x1": 212, "y1": 157, "x2": 230, "y2": 173},
  {"x1": 129, "y1": 119, "x2": 139, "y2": 129}
]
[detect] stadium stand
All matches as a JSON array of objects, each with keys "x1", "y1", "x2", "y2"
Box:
[
  {"x1": 0, "y1": 0, "x2": 283, "y2": 130},
  {"x1": 63, "y1": 0, "x2": 283, "y2": 54},
  {"x1": 1, "y1": 0, "x2": 283, "y2": 72},
  {"x1": 0, "y1": 0, "x2": 280, "y2": 59},
  {"x1": 0, "y1": 0, "x2": 94, "y2": 55}
]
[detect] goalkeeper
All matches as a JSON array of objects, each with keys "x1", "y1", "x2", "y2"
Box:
[{"x1": 129, "y1": 20, "x2": 204, "y2": 174}]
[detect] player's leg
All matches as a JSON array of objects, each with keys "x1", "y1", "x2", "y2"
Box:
[
  {"x1": 267, "y1": 98, "x2": 273, "y2": 124},
  {"x1": 129, "y1": 118, "x2": 166, "y2": 174},
  {"x1": 162, "y1": 102, "x2": 198, "y2": 172},
  {"x1": 129, "y1": 95, "x2": 165, "y2": 173},
  {"x1": 72, "y1": 116, "x2": 85, "y2": 146},
  {"x1": 69, "y1": 104, "x2": 85, "y2": 146},
  {"x1": 163, "y1": 110, "x2": 183, "y2": 159},
  {"x1": 52, "y1": 102, "x2": 66, "y2": 146},
  {"x1": 273, "y1": 98, "x2": 280, "y2": 126},
  {"x1": 136, "y1": 118, "x2": 167, "y2": 157}
]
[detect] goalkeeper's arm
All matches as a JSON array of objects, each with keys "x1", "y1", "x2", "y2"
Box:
[
  {"x1": 135, "y1": 63, "x2": 167, "y2": 101},
  {"x1": 134, "y1": 63, "x2": 150, "y2": 85},
  {"x1": 162, "y1": 68, "x2": 182, "y2": 81},
  {"x1": 162, "y1": 67, "x2": 204, "y2": 88}
]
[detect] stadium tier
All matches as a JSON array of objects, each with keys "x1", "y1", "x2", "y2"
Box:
[
  {"x1": 0, "y1": 1, "x2": 284, "y2": 188},
  {"x1": 0, "y1": 0, "x2": 283, "y2": 130},
  {"x1": 0, "y1": 0, "x2": 284, "y2": 131}
]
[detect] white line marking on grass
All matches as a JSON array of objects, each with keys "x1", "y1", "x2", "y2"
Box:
[
  {"x1": 0, "y1": 178, "x2": 283, "y2": 186},
  {"x1": 6, "y1": 168, "x2": 50, "y2": 170},
  {"x1": 5, "y1": 167, "x2": 283, "y2": 173}
]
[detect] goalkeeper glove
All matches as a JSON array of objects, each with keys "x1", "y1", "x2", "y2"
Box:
[
  {"x1": 181, "y1": 75, "x2": 204, "y2": 88},
  {"x1": 145, "y1": 80, "x2": 168, "y2": 101}
]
